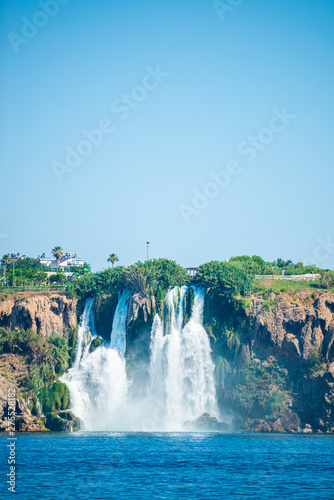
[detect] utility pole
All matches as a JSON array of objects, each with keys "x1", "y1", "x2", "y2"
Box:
[
  {"x1": 13, "y1": 259, "x2": 15, "y2": 287},
  {"x1": 146, "y1": 242, "x2": 150, "y2": 261}
]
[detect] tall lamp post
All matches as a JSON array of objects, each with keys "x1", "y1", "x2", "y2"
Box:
[{"x1": 146, "y1": 242, "x2": 150, "y2": 261}]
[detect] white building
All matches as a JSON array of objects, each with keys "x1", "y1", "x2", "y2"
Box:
[{"x1": 39, "y1": 253, "x2": 84, "y2": 270}]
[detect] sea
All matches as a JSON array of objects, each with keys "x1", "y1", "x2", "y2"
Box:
[{"x1": 1, "y1": 432, "x2": 334, "y2": 499}]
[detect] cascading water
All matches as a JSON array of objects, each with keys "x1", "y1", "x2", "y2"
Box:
[
  {"x1": 61, "y1": 291, "x2": 130, "y2": 431},
  {"x1": 72, "y1": 297, "x2": 95, "y2": 369},
  {"x1": 181, "y1": 288, "x2": 218, "y2": 420},
  {"x1": 148, "y1": 286, "x2": 218, "y2": 430},
  {"x1": 62, "y1": 286, "x2": 219, "y2": 432}
]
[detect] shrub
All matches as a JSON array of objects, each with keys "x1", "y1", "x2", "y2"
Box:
[
  {"x1": 195, "y1": 261, "x2": 254, "y2": 302},
  {"x1": 49, "y1": 273, "x2": 66, "y2": 284},
  {"x1": 22, "y1": 366, "x2": 44, "y2": 392},
  {"x1": 40, "y1": 381, "x2": 69, "y2": 414},
  {"x1": 306, "y1": 346, "x2": 326, "y2": 375},
  {"x1": 319, "y1": 271, "x2": 334, "y2": 289},
  {"x1": 0, "y1": 327, "x2": 70, "y2": 394},
  {"x1": 127, "y1": 259, "x2": 189, "y2": 303},
  {"x1": 47, "y1": 332, "x2": 70, "y2": 374}
]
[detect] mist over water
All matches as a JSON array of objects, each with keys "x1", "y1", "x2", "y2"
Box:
[{"x1": 62, "y1": 287, "x2": 218, "y2": 431}]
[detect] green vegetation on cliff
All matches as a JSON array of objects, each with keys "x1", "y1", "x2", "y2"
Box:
[
  {"x1": 0, "y1": 327, "x2": 71, "y2": 393},
  {"x1": 229, "y1": 255, "x2": 325, "y2": 276},
  {"x1": 125, "y1": 259, "x2": 189, "y2": 309},
  {"x1": 74, "y1": 259, "x2": 189, "y2": 332},
  {"x1": 74, "y1": 259, "x2": 188, "y2": 300},
  {"x1": 195, "y1": 260, "x2": 254, "y2": 303},
  {"x1": 39, "y1": 381, "x2": 69, "y2": 414},
  {"x1": 319, "y1": 271, "x2": 334, "y2": 289}
]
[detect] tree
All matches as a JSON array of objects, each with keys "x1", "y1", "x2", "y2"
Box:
[
  {"x1": 275, "y1": 258, "x2": 293, "y2": 269},
  {"x1": 126, "y1": 259, "x2": 189, "y2": 302},
  {"x1": 107, "y1": 253, "x2": 119, "y2": 268},
  {"x1": 122, "y1": 269, "x2": 155, "y2": 299},
  {"x1": 195, "y1": 261, "x2": 254, "y2": 302},
  {"x1": 52, "y1": 246, "x2": 64, "y2": 272},
  {"x1": 49, "y1": 274, "x2": 66, "y2": 284},
  {"x1": 1, "y1": 254, "x2": 10, "y2": 284}
]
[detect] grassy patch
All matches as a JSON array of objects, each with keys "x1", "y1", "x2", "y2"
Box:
[{"x1": 253, "y1": 279, "x2": 322, "y2": 295}]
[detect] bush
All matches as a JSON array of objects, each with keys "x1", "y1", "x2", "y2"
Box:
[
  {"x1": 22, "y1": 366, "x2": 44, "y2": 392},
  {"x1": 73, "y1": 266, "x2": 124, "y2": 300},
  {"x1": 49, "y1": 274, "x2": 66, "y2": 284},
  {"x1": 73, "y1": 258, "x2": 189, "y2": 307},
  {"x1": 0, "y1": 327, "x2": 70, "y2": 394},
  {"x1": 47, "y1": 332, "x2": 70, "y2": 374},
  {"x1": 228, "y1": 360, "x2": 290, "y2": 419},
  {"x1": 195, "y1": 261, "x2": 254, "y2": 302},
  {"x1": 126, "y1": 259, "x2": 189, "y2": 304},
  {"x1": 40, "y1": 381, "x2": 69, "y2": 414},
  {"x1": 306, "y1": 346, "x2": 326, "y2": 375},
  {"x1": 319, "y1": 271, "x2": 334, "y2": 289},
  {"x1": 0, "y1": 328, "x2": 44, "y2": 356},
  {"x1": 229, "y1": 255, "x2": 268, "y2": 275}
]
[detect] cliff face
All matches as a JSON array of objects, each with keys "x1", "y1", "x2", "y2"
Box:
[
  {"x1": 0, "y1": 292, "x2": 77, "y2": 337},
  {"x1": 210, "y1": 290, "x2": 334, "y2": 433},
  {"x1": 248, "y1": 290, "x2": 334, "y2": 432},
  {"x1": 2, "y1": 288, "x2": 334, "y2": 433},
  {"x1": 251, "y1": 291, "x2": 334, "y2": 363},
  {"x1": 0, "y1": 292, "x2": 78, "y2": 433}
]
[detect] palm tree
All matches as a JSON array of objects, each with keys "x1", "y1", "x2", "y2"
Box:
[
  {"x1": 1, "y1": 254, "x2": 10, "y2": 284},
  {"x1": 52, "y1": 246, "x2": 64, "y2": 272},
  {"x1": 107, "y1": 253, "x2": 119, "y2": 268},
  {"x1": 122, "y1": 269, "x2": 155, "y2": 299}
]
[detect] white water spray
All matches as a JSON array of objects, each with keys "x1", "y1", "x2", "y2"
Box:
[
  {"x1": 148, "y1": 286, "x2": 218, "y2": 430},
  {"x1": 61, "y1": 291, "x2": 130, "y2": 431},
  {"x1": 62, "y1": 287, "x2": 218, "y2": 431},
  {"x1": 72, "y1": 297, "x2": 95, "y2": 369}
]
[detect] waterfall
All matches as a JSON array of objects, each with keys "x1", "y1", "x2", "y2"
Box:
[
  {"x1": 61, "y1": 291, "x2": 130, "y2": 431},
  {"x1": 164, "y1": 286, "x2": 186, "y2": 427},
  {"x1": 148, "y1": 286, "x2": 218, "y2": 430},
  {"x1": 181, "y1": 288, "x2": 218, "y2": 420},
  {"x1": 109, "y1": 290, "x2": 131, "y2": 356},
  {"x1": 72, "y1": 297, "x2": 95, "y2": 369},
  {"x1": 61, "y1": 287, "x2": 218, "y2": 432}
]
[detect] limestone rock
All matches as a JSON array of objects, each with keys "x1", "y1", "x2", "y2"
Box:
[
  {"x1": 185, "y1": 412, "x2": 229, "y2": 431},
  {"x1": 252, "y1": 291, "x2": 334, "y2": 363},
  {"x1": 127, "y1": 293, "x2": 154, "y2": 325},
  {"x1": 0, "y1": 293, "x2": 77, "y2": 337},
  {"x1": 0, "y1": 396, "x2": 47, "y2": 432},
  {"x1": 272, "y1": 409, "x2": 301, "y2": 433}
]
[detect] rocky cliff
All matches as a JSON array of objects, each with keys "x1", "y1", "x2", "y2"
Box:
[
  {"x1": 0, "y1": 292, "x2": 77, "y2": 337},
  {"x1": 213, "y1": 289, "x2": 334, "y2": 433},
  {"x1": 0, "y1": 291, "x2": 78, "y2": 433},
  {"x1": 0, "y1": 353, "x2": 47, "y2": 432},
  {"x1": 251, "y1": 290, "x2": 334, "y2": 363},
  {"x1": 2, "y1": 288, "x2": 334, "y2": 434},
  {"x1": 250, "y1": 290, "x2": 334, "y2": 432}
]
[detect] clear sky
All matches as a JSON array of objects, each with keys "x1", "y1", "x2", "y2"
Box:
[{"x1": 1, "y1": 0, "x2": 333, "y2": 271}]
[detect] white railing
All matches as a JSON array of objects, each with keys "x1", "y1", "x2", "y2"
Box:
[
  {"x1": 0, "y1": 285, "x2": 69, "y2": 292},
  {"x1": 255, "y1": 274, "x2": 321, "y2": 281}
]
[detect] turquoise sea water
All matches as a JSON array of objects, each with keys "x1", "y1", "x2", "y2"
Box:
[{"x1": 1, "y1": 432, "x2": 334, "y2": 499}]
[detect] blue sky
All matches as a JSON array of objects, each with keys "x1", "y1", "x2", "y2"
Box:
[{"x1": 1, "y1": 0, "x2": 334, "y2": 270}]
